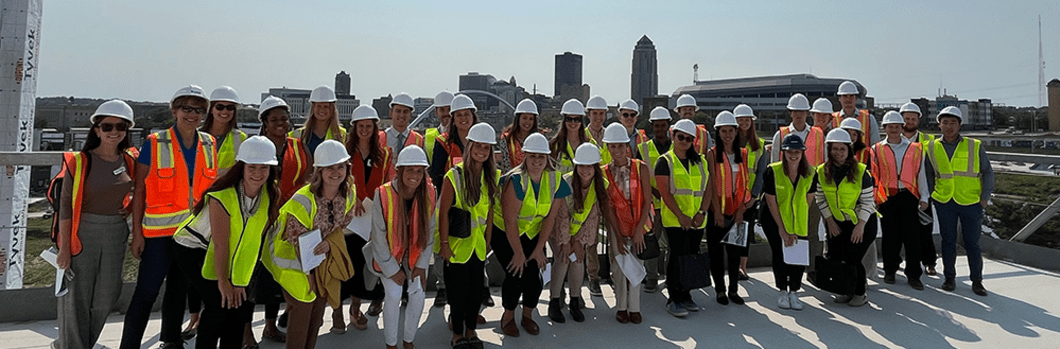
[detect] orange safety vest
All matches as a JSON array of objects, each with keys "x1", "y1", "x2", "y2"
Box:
[
  {"x1": 350, "y1": 146, "x2": 392, "y2": 201},
  {"x1": 143, "y1": 128, "x2": 218, "y2": 237},
  {"x1": 854, "y1": 146, "x2": 873, "y2": 167},
  {"x1": 279, "y1": 137, "x2": 310, "y2": 202},
  {"x1": 872, "y1": 141, "x2": 923, "y2": 204},
  {"x1": 503, "y1": 131, "x2": 525, "y2": 168},
  {"x1": 712, "y1": 147, "x2": 750, "y2": 216},
  {"x1": 633, "y1": 129, "x2": 648, "y2": 145},
  {"x1": 436, "y1": 134, "x2": 464, "y2": 170},
  {"x1": 373, "y1": 181, "x2": 436, "y2": 273},
  {"x1": 832, "y1": 109, "x2": 873, "y2": 146},
  {"x1": 694, "y1": 125, "x2": 710, "y2": 154},
  {"x1": 60, "y1": 148, "x2": 138, "y2": 255},
  {"x1": 779, "y1": 125, "x2": 825, "y2": 166},
  {"x1": 604, "y1": 159, "x2": 651, "y2": 237}
]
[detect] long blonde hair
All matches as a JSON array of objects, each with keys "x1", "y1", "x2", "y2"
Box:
[
  {"x1": 394, "y1": 166, "x2": 431, "y2": 250},
  {"x1": 308, "y1": 162, "x2": 352, "y2": 199},
  {"x1": 301, "y1": 102, "x2": 342, "y2": 143}
]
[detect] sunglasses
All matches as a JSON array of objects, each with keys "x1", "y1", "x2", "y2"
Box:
[
  {"x1": 327, "y1": 201, "x2": 335, "y2": 225},
  {"x1": 214, "y1": 104, "x2": 237, "y2": 111},
  {"x1": 565, "y1": 117, "x2": 582, "y2": 123},
  {"x1": 178, "y1": 105, "x2": 207, "y2": 115},
  {"x1": 97, "y1": 122, "x2": 129, "y2": 132},
  {"x1": 674, "y1": 133, "x2": 695, "y2": 143},
  {"x1": 621, "y1": 112, "x2": 637, "y2": 118}
]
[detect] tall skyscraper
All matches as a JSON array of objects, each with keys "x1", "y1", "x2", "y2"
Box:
[
  {"x1": 631, "y1": 35, "x2": 658, "y2": 107},
  {"x1": 555, "y1": 52, "x2": 583, "y2": 97},
  {"x1": 335, "y1": 71, "x2": 351, "y2": 96}
]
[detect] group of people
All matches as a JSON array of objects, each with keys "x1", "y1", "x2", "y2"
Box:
[{"x1": 51, "y1": 80, "x2": 993, "y2": 349}]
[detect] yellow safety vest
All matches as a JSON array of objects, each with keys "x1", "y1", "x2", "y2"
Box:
[
  {"x1": 745, "y1": 137, "x2": 765, "y2": 196},
  {"x1": 928, "y1": 137, "x2": 982, "y2": 206},
  {"x1": 585, "y1": 128, "x2": 611, "y2": 165},
  {"x1": 215, "y1": 129, "x2": 248, "y2": 171},
  {"x1": 770, "y1": 163, "x2": 812, "y2": 237},
  {"x1": 437, "y1": 164, "x2": 497, "y2": 263},
  {"x1": 816, "y1": 163, "x2": 867, "y2": 224},
  {"x1": 424, "y1": 128, "x2": 441, "y2": 165},
  {"x1": 658, "y1": 150, "x2": 709, "y2": 229},
  {"x1": 497, "y1": 170, "x2": 562, "y2": 239},
  {"x1": 563, "y1": 172, "x2": 608, "y2": 236},
  {"x1": 639, "y1": 139, "x2": 667, "y2": 208},
  {"x1": 175, "y1": 186, "x2": 271, "y2": 287}
]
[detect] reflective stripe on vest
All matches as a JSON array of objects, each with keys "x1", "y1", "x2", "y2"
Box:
[
  {"x1": 604, "y1": 159, "x2": 651, "y2": 237},
  {"x1": 440, "y1": 164, "x2": 495, "y2": 264},
  {"x1": 816, "y1": 163, "x2": 867, "y2": 224},
  {"x1": 770, "y1": 163, "x2": 812, "y2": 237},
  {"x1": 63, "y1": 149, "x2": 137, "y2": 255},
  {"x1": 745, "y1": 137, "x2": 765, "y2": 195},
  {"x1": 199, "y1": 186, "x2": 271, "y2": 287},
  {"x1": 872, "y1": 141, "x2": 923, "y2": 204},
  {"x1": 780, "y1": 126, "x2": 825, "y2": 166},
  {"x1": 928, "y1": 137, "x2": 981, "y2": 205},
  {"x1": 564, "y1": 172, "x2": 608, "y2": 236},
  {"x1": 279, "y1": 137, "x2": 310, "y2": 202},
  {"x1": 143, "y1": 128, "x2": 218, "y2": 237},
  {"x1": 216, "y1": 129, "x2": 248, "y2": 171},
  {"x1": 695, "y1": 125, "x2": 710, "y2": 154},
  {"x1": 713, "y1": 148, "x2": 750, "y2": 216},
  {"x1": 504, "y1": 132, "x2": 525, "y2": 168},
  {"x1": 638, "y1": 139, "x2": 665, "y2": 208},
  {"x1": 659, "y1": 151, "x2": 708, "y2": 228},
  {"x1": 375, "y1": 181, "x2": 436, "y2": 273},
  {"x1": 832, "y1": 109, "x2": 873, "y2": 145},
  {"x1": 513, "y1": 170, "x2": 562, "y2": 239}
]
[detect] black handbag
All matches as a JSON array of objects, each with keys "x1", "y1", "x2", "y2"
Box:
[
  {"x1": 677, "y1": 253, "x2": 711, "y2": 290},
  {"x1": 809, "y1": 256, "x2": 856, "y2": 295},
  {"x1": 447, "y1": 208, "x2": 472, "y2": 239},
  {"x1": 636, "y1": 233, "x2": 661, "y2": 260}
]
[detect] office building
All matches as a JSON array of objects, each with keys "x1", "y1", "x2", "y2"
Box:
[{"x1": 631, "y1": 36, "x2": 658, "y2": 107}]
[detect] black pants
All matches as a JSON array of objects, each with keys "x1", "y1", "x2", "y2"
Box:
[
  {"x1": 244, "y1": 262, "x2": 282, "y2": 323},
  {"x1": 919, "y1": 203, "x2": 938, "y2": 268},
  {"x1": 120, "y1": 237, "x2": 187, "y2": 349},
  {"x1": 175, "y1": 245, "x2": 251, "y2": 349},
  {"x1": 491, "y1": 227, "x2": 543, "y2": 311},
  {"x1": 706, "y1": 212, "x2": 742, "y2": 294},
  {"x1": 826, "y1": 217, "x2": 877, "y2": 296},
  {"x1": 444, "y1": 255, "x2": 485, "y2": 335},
  {"x1": 342, "y1": 234, "x2": 384, "y2": 300},
  {"x1": 760, "y1": 205, "x2": 805, "y2": 291},
  {"x1": 738, "y1": 201, "x2": 759, "y2": 257},
  {"x1": 664, "y1": 227, "x2": 704, "y2": 303},
  {"x1": 879, "y1": 190, "x2": 923, "y2": 281}
]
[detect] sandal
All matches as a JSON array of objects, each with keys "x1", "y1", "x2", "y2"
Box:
[{"x1": 261, "y1": 329, "x2": 286, "y2": 343}]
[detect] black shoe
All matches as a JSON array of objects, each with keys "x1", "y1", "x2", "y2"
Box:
[
  {"x1": 180, "y1": 328, "x2": 196, "y2": 340},
  {"x1": 159, "y1": 342, "x2": 183, "y2": 349},
  {"x1": 589, "y1": 280, "x2": 603, "y2": 297},
  {"x1": 434, "y1": 289, "x2": 448, "y2": 307},
  {"x1": 941, "y1": 278, "x2": 956, "y2": 292},
  {"x1": 547, "y1": 298, "x2": 565, "y2": 323},
  {"x1": 884, "y1": 273, "x2": 896, "y2": 284},
  {"x1": 729, "y1": 293, "x2": 745, "y2": 305},
  {"x1": 738, "y1": 272, "x2": 750, "y2": 281},
  {"x1": 569, "y1": 297, "x2": 585, "y2": 322},
  {"x1": 643, "y1": 279, "x2": 658, "y2": 293},
  {"x1": 972, "y1": 281, "x2": 988, "y2": 296},
  {"x1": 278, "y1": 312, "x2": 288, "y2": 328},
  {"x1": 482, "y1": 289, "x2": 495, "y2": 307},
  {"x1": 908, "y1": 279, "x2": 925, "y2": 290},
  {"x1": 716, "y1": 294, "x2": 729, "y2": 305}
]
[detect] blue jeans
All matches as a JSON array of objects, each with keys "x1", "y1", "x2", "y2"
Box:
[
  {"x1": 120, "y1": 237, "x2": 187, "y2": 349},
  {"x1": 933, "y1": 200, "x2": 984, "y2": 282}
]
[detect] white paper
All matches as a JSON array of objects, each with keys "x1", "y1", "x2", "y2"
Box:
[
  {"x1": 568, "y1": 253, "x2": 577, "y2": 262},
  {"x1": 39, "y1": 247, "x2": 69, "y2": 297},
  {"x1": 541, "y1": 262, "x2": 552, "y2": 286},
  {"x1": 722, "y1": 221, "x2": 748, "y2": 246},
  {"x1": 346, "y1": 198, "x2": 373, "y2": 240},
  {"x1": 783, "y1": 239, "x2": 810, "y2": 266},
  {"x1": 298, "y1": 229, "x2": 325, "y2": 273},
  {"x1": 409, "y1": 276, "x2": 424, "y2": 296},
  {"x1": 616, "y1": 253, "x2": 646, "y2": 287}
]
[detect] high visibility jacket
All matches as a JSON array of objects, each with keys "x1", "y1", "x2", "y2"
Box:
[
  {"x1": 816, "y1": 163, "x2": 867, "y2": 224},
  {"x1": 379, "y1": 129, "x2": 425, "y2": 151},
  {"x1": 176, "y1": 186, "x2": 271, "y2": 287},
  {"x1": 438, "y1": 164, "x2": 497, "y2": 263},
  {"x1": 435, "y1": 134, "x2": 465, "y2": 172},
  {"x1": 745, "y1": 137, "x2": 766, "y2": 196},
  {"x1": 872, "y1": 141, "x2": 923, "y2": 204},
  {"x1": 424, "y1": 128, "x2": 442, "y2": 165},
  {"x1": 215, "y1": 129, "x2": 248, "y2": 172},
  {"x1": 770, "y1": 163, "x2": 813, "y2": 237},
  {"x1": 279, "y1": 137, "x2": 310, "y2": 202},
  {"x1": 563, "y1": 172, "x2": 608, "y2": 236},
  {"x1": 780, "y1": 125, "x2": 826, "y2": 166},
  {"x1": 503, "y1": 132, "x2": 526, "y2": 168},
  {"x1": 694, "y1": 124, "x2": 711, "y2": 154},
  {"x1": 497, "y1": 170, "x2": 562, "y2": 239},
  {"x1": 604, "y1": 159, "x2": 652, "y2": 237},
  {"x1": 61, "y1": 148, "x2": 138, "y2": 255},
  {"x1": 586, "y1": 127, "x2": 611, "y2": 164},
  {"x1": 262, "y1": 184, "x2": 357, "y2": 303},
  {"x1": 631, "y1": 129, "x2": 648, "y2": 145},
  {"x1": 373, "y1": 181, "x2": 436, "y2": 274},
  {"x1": 289, "y1": 125, "x2": 347, "y2": 143},
  {"x1": 658, "y1": 150, "x2": 709, "y2": 229},
  {"x1": 853, "y1": 146, "x2": 873, "y2": 167},
  {"x1": 832, "y1": 109, "x2": 873, "y2": 146},
  {"x1": 142, "y1": 128, "x2": 218, "y2": 238},
  {"x1": 638, "y1": 139, "x2": 668, "y2": 208},
  {"x1": 712, "y1": 148, "x2": 750, "y2": 216},
  {"x1": 350, "y1": 146, "x2": 393, "y2": 202},
  {"x1": 927, "y1": 137, "x2": 982, "y2": 206}
]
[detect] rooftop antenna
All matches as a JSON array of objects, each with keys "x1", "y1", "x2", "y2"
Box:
[
  {"x1": 1040, "y1": 14, "x2": 1047, "y2": 107},
  {"x1": 693, "y1": 64, "x2": 699, "y2": 83}
]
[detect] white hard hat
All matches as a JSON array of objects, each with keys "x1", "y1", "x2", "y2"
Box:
[
  {"x1": 603, "y1": 123, "x2": 630, "y2": 144},
  {"x1": 649, "y1": 106, "x2": 672, "y2": 121},
  {"x1": 585, "y1": 95, "x2": 608, "y2": 111},
  {"x1": 259, "y1": 96, "x2": 289, "y2": 117},
  {"x1": 170, "y1": 85, "x2": 208, "y2": 107},
  {"x1": 825, "y1": 128, "x2": 852, "y2": 144},
  {"x1": 236, "y1": 136, "x2": 279, "y2": 165},
  {"x1": 91, "y1": 100, "x2": 135, "y2": 127},
  {"x1": 900, "y1": 102, "x2": 922, "y2": 116},
  {"x1": 837, "y1": 81, "x2": 859, "y2": 96},
  {"x1": 466, "y1": 122, "x2": 496, "y2": 145},
  {"x1": 733, "y1": 104, "x2": 755, "y2": 119},
  {"x1": 561, "y1": 99, "x2": 586, "y2": 116},
  {"x1": 787, "y1": 94, "x2": 811, "y2": 111},
  {"x1": 395, "y1": 145, "x2": 429, "y2": 167},
  {"x1": 310, "y1": 85, "x2": 337, "y2": 103},
  {"x1": 390, "y1": 92, "x2": 414, "y2": 110},
  {"x1": 881, "y1": 111, "x2": 904, "y2": 125},
  {"x1": 209, "y1": 86, "x2": 240, "y2": 103},
  {"x1": 434, "y1": 91, "x2": 455, "y2": 107},
  {"x1": 450, "y1": 94, "x2": 477, "y2": 113},
  {"x1": 714, "y1": 111, "x2": 738, "y2": 129},
  {"x1": 672, "y1": 119, "x2": 697, "y2": 137},
  {"x1": 313, "y1": 140, "x2": 351, "y2": 167},
  {"x1": 521, "y1": 132, "x2": 551, "y2": 154},
  {"x1": 937, "y1": 106, "x2": 963, "y2": 123},
  {"x1": 619, "y1": 99, "x2": 639, "y2": 113},
  {"x1": 674, "y1": 94, "x2": 699, "y2": 112},
  {"x1": 839, "y1": 117, "x2": 862, "y2": 132},
  {"x1": 810, "y1": 98, "x2": 834, "y2": 114},
  {"x1": 572, "y1": 143, "x2": 602, "y2": 165},
  {"x1": 351, "y1": 105, "x2": 379, "y2": 122},
  {"x1": 514, "y1": 98, "x2": 539, "y2": 115}
]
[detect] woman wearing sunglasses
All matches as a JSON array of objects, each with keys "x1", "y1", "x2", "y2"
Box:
[
  {"x1": 550, "y1": 99, "x2": 591, "y2": 174},
  {"x1": 54, "y1": 100, "x2": 138, "y2": 349},
  {"x1": 705, "y1": 112, "x2": 751, "y2": 306}
]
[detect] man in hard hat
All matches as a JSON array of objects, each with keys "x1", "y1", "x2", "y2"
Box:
[
  {"x1": 832, "y1": 81, "x2": 880, "y2": 147},
  {"x1": 585, "y1": 95, "x2": 612, "y2": 165},
  {"x1": 924, "y1": 107, "x2": 993, "y2": 296},
  {"x1": 899, "y1": 102, "x2": 939, "y2": 275},
  {"x1": 637, "y1": 106, "x2": 674, "y2": 293},
  {"x1": 872, "y1": 111, "x2": 930, "y2": 290},
  {"x1": 770, "y1": 93, "x2": 826, "y2": 274},
  {"x1": 674, "y1": 94, "x2": 714, "y2": 152},
  {"x1": 618, "y1": 99, "x2": 648, "y2": 151},
  {"x1": 385, "y1": 92, "x2": 425, "y2": 162},
  {"x1": 424, "y1": 91, "x2": 454, "y2": 167}
]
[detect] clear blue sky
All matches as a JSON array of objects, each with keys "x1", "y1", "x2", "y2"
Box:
[{"x1": 37, "y1": 0, "x2": 1060, "y2": 107}]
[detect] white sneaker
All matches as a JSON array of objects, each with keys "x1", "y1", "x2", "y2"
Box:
[
  {"x1": 789, "y1": 292, "x2": 803, "y2": 310},
  {"x1": 777, "y1": 291, "x2": 790, "y2": 309}
]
